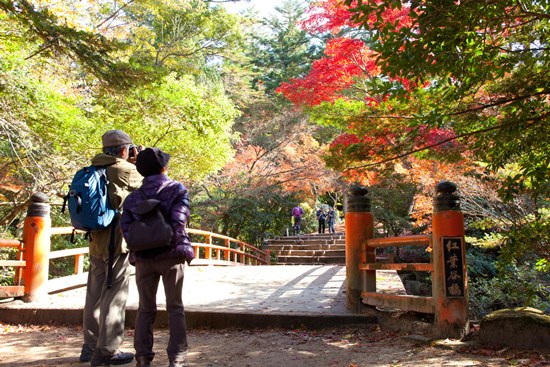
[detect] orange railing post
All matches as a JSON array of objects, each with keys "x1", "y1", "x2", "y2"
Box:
[
  {"x1": 22, "y1": 193, "x2": 51, "y2": 302},
  {"x1": 432, "y1": 181, "x2": 469, "y2": 338},
  {"x1": 345, "y1": 184, "x2": 374, "y2": 311},
  {"x1": 205, "y1": 234, "x2": 212, "y2": 260},
  {"x1": 265, "y1": 249, "x2": 270, "y2": 265},
  {"x1": 224, "y1": 239, "x2": 230, "y2": 261}
]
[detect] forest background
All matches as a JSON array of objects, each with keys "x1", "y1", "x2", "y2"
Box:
[{"x1": 0, "y1": 0, "x2": 548, "y2": 319}]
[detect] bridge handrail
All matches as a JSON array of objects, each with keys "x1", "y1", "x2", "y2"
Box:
[
  {"x1": 191, "y1": 242, "x2": 266, "y2": 265},
  {"x1": 1, "y1": 225, "x2": 268, "y2": 298},
  {"x1": 0, "y1": 239, "x2": 25, "y2": 267},
  {"x1": 360, "y1": 234, "x2": 434, "y2": 314},
  {"x1": 347, "y1": 181, "x2": 469, "y2": 338},
  {"x1": 366, "y1": 234, "x2": 431, "y2": 248},
  {"x1": 0, "y1": 239, "x2": 22, "y2": 248},
  {"x1": 46, "y1": 227, "x2": 267, "y2": 264},
  {"x1": 187, "y1": 228, "x2": 261, "y2": 253}
]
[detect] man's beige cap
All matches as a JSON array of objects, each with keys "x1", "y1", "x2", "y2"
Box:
[{"x1": 102, "y1": 130, "x2": 133, "y2": 147}]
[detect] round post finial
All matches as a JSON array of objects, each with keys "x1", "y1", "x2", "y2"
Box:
[
  {"x1": 26, "y1": 192, "x2": 50, "y2": 218},
  {"x1": 434, "y1": 181, "x2": 460, "y2": 212},
  {"x1": 347, "y1": 183, "x2": 371, "y2": 212}
]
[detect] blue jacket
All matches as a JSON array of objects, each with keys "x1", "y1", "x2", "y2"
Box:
[{"x1": 120, "y1": 173, "x2": 193, "y2": 264}]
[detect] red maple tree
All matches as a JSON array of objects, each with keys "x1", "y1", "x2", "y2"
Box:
[{"x1": 277, "y1": 0, "x2": 465, "y2": 182}]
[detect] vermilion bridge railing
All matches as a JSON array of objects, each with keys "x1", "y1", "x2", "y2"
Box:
[
  {"x1": 345, "y1": 181, "x2": 469, "y2": 339},
  {"x1": 0, "y1": 194, "x2": 269, "y2": 300}
]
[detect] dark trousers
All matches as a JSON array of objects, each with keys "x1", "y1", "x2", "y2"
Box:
[
  {"x1": 293, "y1": 216, "x2": 302, "y2": 234},
  {"x1": 134, "y1": 257, "x2": 187, "y2": 364},
  {"x1": 318, "y1": 219, "x2": 326, "y2": 233}
]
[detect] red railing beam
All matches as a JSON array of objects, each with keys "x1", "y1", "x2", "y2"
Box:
[
  {"x1": 0, "y1": 239, "x2": 22, "y2": 248},
  {"x1": 366, "y1": 235, "x2": 431, "y2": 248}
]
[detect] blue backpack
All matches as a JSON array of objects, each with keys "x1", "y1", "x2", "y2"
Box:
[{"x1": 63, "y1": 165, "x2": 117, "y2": 232}]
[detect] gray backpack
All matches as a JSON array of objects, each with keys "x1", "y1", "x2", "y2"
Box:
[{"x1": 126, "y1": 182, "x2": 173, "y2": 252}]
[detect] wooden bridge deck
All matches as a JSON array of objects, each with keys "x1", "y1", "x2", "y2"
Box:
[{"x1": 0, "y1": 265, "x2": 406, "y2": 329}]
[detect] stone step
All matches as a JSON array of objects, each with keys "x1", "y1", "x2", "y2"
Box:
[
  {"x1": 275, "y1": 255, "x2": 346, "y2": 265},
  {"x1": 268, "y1": 239, "x2": 346, "y2": 246},
  {"x1": 278, "y1": 233, "x2": 345, "y2": 241},
  {"x1": 268, "y1": 232, "x2": 347, "y2": 265},
  {"x1": 275, "y1": 249, "x2": 346, "y2": 257},
  {"x1": 268, "y1": 244, "x2": 345, "y2": 252}
]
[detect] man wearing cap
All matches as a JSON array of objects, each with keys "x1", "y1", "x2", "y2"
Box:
[
  {"x1": 80, "y1": 130, "x2": 143, "y2": 366},
  {"x1": 121, "y1": 147, "x2": 194, "y2": 367}
]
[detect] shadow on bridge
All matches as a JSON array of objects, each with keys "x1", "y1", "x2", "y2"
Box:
[{"x1": 0, "y1": 265, "x2": 407, "y2": 329}]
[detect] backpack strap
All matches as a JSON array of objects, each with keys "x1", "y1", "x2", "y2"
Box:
[
  {"x1": 106, "y1": 215, "x2": 118, "y2": 289},
  {"x1": 138, "y1": 181, "x2": 172, "y2": 200}
]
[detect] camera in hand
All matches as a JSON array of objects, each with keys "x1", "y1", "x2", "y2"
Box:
[{"x1": 128, "y1": 145, "x2": 142, "y2": 158}]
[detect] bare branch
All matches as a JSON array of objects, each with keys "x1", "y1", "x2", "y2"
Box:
[{"x1": 95, "y1": 0, "x2": 136, "y2": 30}]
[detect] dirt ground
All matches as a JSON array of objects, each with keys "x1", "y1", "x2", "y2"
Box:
[{"x1": 1, "y1": 323, "x2": 549, "y2": 367}]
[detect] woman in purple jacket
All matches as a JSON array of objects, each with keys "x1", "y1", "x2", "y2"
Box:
[{"x1": 121, "y1": 147, "x2": 193, "y2": 367}]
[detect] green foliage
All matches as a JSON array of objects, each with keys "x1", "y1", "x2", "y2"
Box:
[
  {"x1": 467, "y1": 208, "x2": 549, "y2": 272},
  {"x1": 191, "y1": 184, "x2": 303, "y2": 246},
  {"x1": 468, "y1": 261, "x2": 550, "y2": 320},
  {"x1": 49, "y1": 234, "x2": 89, "y2": 278},
  {"x1": 96, "y1": 73, "x2": 239, "y2": 182},
  {"x1": 309, "y1": 99, "x2": 365, "y2": 129},
  {"x1": 536, "y1": 259, "x2": 550, "y2": 273},
  {"x1": 0, "y1": 247, "x2": 16, "y2": 286},
  {"x1": 466, "y1": 207, "x2": 549, "y2": 317},
  {"x1": 0, "y1": 0, "x2": 155, "y2": 89},
  {"x1": 465, "y1": 207, "x2": 549, "y2": 318},
  {"x1": 247, "y1": 0, "x2": 322, "y2": 95},
  {"x1": 369, "y1": 174, "x2": 416, "y2": 237},
  {"x1": 125, "y1": 1, "x2": 244, "y2": 73},
  {"x1": 497, "y1": 209, "x2": 549, "y2": 269},
  {"x1": 466, "y1": 246, "x2": 497, "y2": 282},
  {"x1": 0, "y1": 226, "x2": 20, "y2": 286}
]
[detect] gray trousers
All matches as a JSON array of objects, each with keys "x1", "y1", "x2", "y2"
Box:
[
  {"x1": 83, "y1": 253, "x2": 131, "y2": 357},
  {"x1": 134, "y1": 257, "x2": 188, "y2": 364}
]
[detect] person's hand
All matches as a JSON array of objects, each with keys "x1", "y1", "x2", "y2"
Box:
[{"x1": 127, "y1": 145, "x2": 143, "y2": 164}]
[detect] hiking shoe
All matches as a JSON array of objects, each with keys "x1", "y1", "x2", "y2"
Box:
[
  {"x1": 79, "y1": 343, "x2": 95, "y2": 362},
  {"x1": 168, "y1": 362, "x2": 189, "y2": 367},
  {"x1": 90, "y1": 351, "x2": 134, "y2": 366}
]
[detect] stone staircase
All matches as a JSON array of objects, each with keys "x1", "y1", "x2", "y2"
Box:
[{"x1": 267, "y1": 232, "x2": 346, "y2": 265}]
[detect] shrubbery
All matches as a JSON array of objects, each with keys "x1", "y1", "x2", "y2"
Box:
[{"x1": 467, "y1": 246, "x2": 549, "y2": 320}]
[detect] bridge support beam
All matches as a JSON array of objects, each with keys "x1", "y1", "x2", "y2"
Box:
[
  {"x1": 345, "y1": 184, "x2": 373, "y2": 312},
  {"x1": 432, "y1": 181, "x2": 469, "y2": 339},
  {"x1": 22, "y1": 193, "x2": 51, "y2": 302}
]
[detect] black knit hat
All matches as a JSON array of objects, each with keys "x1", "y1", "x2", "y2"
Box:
[{"x1": 136, "y1": 147, "x2": 170, "y2": 177}]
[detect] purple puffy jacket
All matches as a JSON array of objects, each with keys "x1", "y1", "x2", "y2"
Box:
[{"x1": 120, "y1": 173, "x2": 194, "y2": 264}]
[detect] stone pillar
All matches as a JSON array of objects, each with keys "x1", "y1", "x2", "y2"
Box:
[
  {"x1": 432, "y1": 181, "x2": 469, "y2": 338},
  {"x1": 22, "y1": 192, "x2": 51, "y2": 302},
  {"x1": 345, "y1": 184, "x2": 374, "y2": 311}
]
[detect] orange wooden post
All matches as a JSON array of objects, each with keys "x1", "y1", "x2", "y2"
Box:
[
  {"x1": 345, "y1": 184, "x2": 374, "y2": 311},
  {"x1": 22, "y1": 193, "x2": 51, "y2": 302},
  {"x1": 224, "y1": 239, "x2": 230, "y2": 261},
  {"x1": 239, "y1": 244, "x2": 245, "y2": 264},
  {"x1": 14, "y1": 242, "x2": 24, "y2": 285},
  {"x1": 432, "y1": 181, "x2": 469, "y2": 338},
  {"x1": 74, "y1": 254, "x2": 84, "y2": 274},
  {"x1": 205, "y1": 234, "x2": 212, "y2": 260}
]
